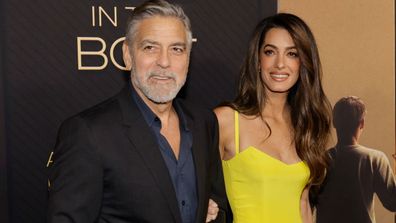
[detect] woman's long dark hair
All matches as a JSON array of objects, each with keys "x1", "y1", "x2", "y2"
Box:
[{"x1": 229, "y1": 13, "x2": 332, "y2": 188}]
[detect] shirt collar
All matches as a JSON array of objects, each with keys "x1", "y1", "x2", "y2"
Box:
[
  {"x1": 130, "y1": 82, "x2": 190, "y2": 131},
  {"x1": 173, "y1": 100, "x2": 190, "y2": 132},
  {"x1": 130, "y1": 83, "x2": 157, "y2": 127}
]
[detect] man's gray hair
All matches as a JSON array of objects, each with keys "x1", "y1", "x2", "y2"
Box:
[{"x1": 125, "y1": 0, "x2": 192, "y2": 49}]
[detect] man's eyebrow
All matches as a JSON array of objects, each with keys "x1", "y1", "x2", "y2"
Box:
[
  {"x1": 170, "y1": 42, "x2": 187, "y2": 48},
  {"x1": 138, "y1": 39, "x2": 160, "y2": 47},
  {"x1": 138, "y1": 40, "x2": 187, "y2": 48}
]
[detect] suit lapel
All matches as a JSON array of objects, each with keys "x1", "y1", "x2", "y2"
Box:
[
  {"x1": 117, "y1": 86, "x2": 182, "y2": 223},
  {"x1": 182, "y1": 103, "x2": 207, "y2": 222}
]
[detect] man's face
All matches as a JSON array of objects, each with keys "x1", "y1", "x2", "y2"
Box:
[{"x1": 123, "y1": 16, "x2": 190, "y2": 104}]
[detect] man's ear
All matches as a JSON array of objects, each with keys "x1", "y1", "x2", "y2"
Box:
[
  {"x1": 122, "y1": 41, "x2": 132, "y2": 71},
  {"x1": 359, "y1": 118, "x2": 365, "y2": 130}
]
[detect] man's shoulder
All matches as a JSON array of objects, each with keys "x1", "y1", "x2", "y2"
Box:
[
  {"x1": 342, "y1": 145, "x2": 392, "y2": 168},
  {"x1": 327, "y1": 145, "x2": 388, "y2": 162},
  {"x1": 78, "y1": 94, "x2": 122, "y2": 121},
  {"x1": 175, "y1": 98, "x2": 216, "y2": 121},
  {"x1": 60, "y1": 88, "x2": 127, "y2": 129},
  {"x1": 353, "y1": 145, "x2": 387, "y2": 158}
]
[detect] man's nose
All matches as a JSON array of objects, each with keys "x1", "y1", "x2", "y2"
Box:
[{"x1": 156, "y1": 50, "x2": 170, "y2": 68}]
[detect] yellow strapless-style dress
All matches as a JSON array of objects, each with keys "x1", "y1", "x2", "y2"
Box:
[{"x1": 222, "y1": 111, "x2": 310, "y2": 223}]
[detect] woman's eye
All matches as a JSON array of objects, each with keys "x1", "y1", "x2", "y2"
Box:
[
  {"x1": 264, "y1": 50, "x2": 274, "y2": 55},
  {"x1": 288, "y1": 51, "x2": 299, "y2": 57}
]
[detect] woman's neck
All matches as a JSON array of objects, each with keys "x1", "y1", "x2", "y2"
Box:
[{"x1": 262, "y1": 92, "x2": 289, "y2": 120}]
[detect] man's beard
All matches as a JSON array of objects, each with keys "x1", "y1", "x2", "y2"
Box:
[{"x1": 132, "y1": 69, "x2": 186, "y2": 104}]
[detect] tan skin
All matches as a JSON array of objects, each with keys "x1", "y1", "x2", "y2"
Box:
[
  {"x1": 215, "y1": 28, "x2": 312, "y2": 223},
  {"x1": 122, "y1": 16, "x2": 218, "y2": 222}
]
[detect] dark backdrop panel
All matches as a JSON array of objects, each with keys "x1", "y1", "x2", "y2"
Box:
[
  {"x1": 1, "y1": 0, "x2": 9, "y2": 222},
  {"x1": 2, "y1": 1, "x2": 276, "y2": 223}
]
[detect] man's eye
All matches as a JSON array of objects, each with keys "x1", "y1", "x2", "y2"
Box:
[
  {"x1": 172, "y1": 47, "x2": 184, "y2": 53},
  {"x1": 143, "y1": 45, "x2": 155, "y2": 51}
]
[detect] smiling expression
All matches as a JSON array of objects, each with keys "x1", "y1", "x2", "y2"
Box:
[
  {"x1": 123, "y1": 16, "x2": 190, "y2": 104},
  {"x1": 260, "y1": 28, "x2": 300, "y2": 95}
]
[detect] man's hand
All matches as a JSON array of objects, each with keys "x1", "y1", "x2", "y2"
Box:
[{"x1": 206, "y1": 199, "x2": 219, "y2": 222}]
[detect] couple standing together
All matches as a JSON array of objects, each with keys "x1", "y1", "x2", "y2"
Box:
[{"x1": 48, "y1": 0, "x2": 342, "y2": 222}]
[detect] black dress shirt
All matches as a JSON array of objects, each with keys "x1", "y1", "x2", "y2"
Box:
[{"x1": 131, "y1": 85, "x2": 198, "y2": 223}]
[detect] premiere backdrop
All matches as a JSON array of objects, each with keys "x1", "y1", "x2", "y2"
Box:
[
  {"x1": 1, "y1": 1, "x2": 277, "y2": 223},
  {"x1": 278, "y1": 1, "x2": 395, "y2": 222},
  {"x1": 1, "y1": 1, "x2": 395, "y2": 223}
]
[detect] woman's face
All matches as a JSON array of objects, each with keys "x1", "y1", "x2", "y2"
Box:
[{"x1": 259, "y1": 28, "x2": 300, "y2": 94}]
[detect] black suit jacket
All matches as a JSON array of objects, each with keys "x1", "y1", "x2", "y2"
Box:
[{"x1": 47, "y1": 85, "x2": 227, "y2": 223}]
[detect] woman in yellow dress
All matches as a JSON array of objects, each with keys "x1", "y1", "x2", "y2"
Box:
[{"x1": 215, "y1": 13, "x2": 332, "y2": 223}]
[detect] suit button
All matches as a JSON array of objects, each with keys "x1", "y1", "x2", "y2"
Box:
[{"x1": 182, "y1": 200, "x2": 186, "y2": 206}]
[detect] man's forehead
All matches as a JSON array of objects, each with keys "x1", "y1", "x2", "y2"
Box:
[
  {"x1": 137, "y1": 16, "x2": 186, "y2": 34},
  {"x1": 134, "y1": 16, "x2": 187, "y2": 45}
]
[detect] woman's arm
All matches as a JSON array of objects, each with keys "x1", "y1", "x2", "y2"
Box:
[
  {"x1": 214, "y1": 106, "x2": 234, "y2": 160},
  {"x1": 300, "y1": 187, "x2": 313, "y2": 223}
]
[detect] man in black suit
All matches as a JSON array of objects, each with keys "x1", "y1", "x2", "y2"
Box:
[{"x1": 47, "y1": 1, "x2": 226, "y2": 222}]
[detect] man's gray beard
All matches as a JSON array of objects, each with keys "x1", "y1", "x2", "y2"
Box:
[{"x1": 132, "y1": 70, "x2": 186, "y2": 104}]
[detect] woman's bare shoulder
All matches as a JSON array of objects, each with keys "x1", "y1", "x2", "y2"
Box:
[
  {"x1": 214, "y1": 106, "x2": 236, "y2": 158},
  {"x1": 214, "y1": 106, "x2": 235, "y2": 124},
  {"x1": 214, "y1": 106, "x2": 234, "y2": 116}
]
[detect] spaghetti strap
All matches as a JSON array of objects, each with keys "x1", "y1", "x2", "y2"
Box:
[{"x1": 234, "y1": 110, "x2": 240, "y2": 154}]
